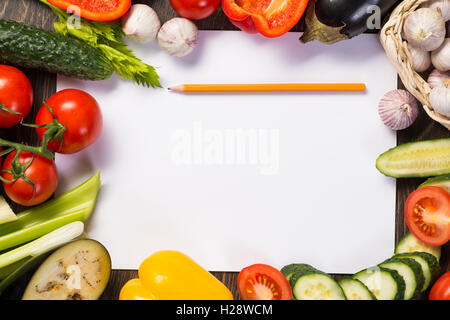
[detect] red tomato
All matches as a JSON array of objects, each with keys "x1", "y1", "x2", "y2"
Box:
[
  {"x1": 1, "y1": 151, "x2": 58, "y2": 206},
  {"x1": 35, "y1": 89, "x2": 103, "y2": 154},
  {"x1": 169, "y1": 0, "x2": 220, "y2": 20},
  {"x1": 0, "y1": 65, "x2": 33, "y2": 128},
  {"x1": 405, "y1": 187, "x2": 450, "y2": 246},
  {"x1": 238, "y1": 264, "x2": 292, "y2": 300},
  {"x1": 429, "y1": 272, "x2": 450, "y2": 300}
]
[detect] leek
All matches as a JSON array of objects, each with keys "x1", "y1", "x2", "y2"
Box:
[
  {"x1": 0, "y1": 172, "x2": 101, "y2": 251},
  {"x1": 0, "y1": 196, "x2": 16, "y2": 224},
  {"x1": 0, "y1": 221, "x2": 84, "y2": 294}
]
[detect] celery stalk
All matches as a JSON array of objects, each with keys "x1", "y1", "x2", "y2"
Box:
[
  {"x1": 0, "y1": 222, "x2": 84, "y2": 294},
  {"x1": 0, "y1": 172, "x2": 101, "y2": 251}
]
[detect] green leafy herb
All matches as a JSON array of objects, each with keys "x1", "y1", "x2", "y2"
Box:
[{"x1": 39, "y1": 0, "x2": 161, "y2": 88}]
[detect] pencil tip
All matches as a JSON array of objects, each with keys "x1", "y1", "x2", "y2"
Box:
[{"x1": 169, "y1": 85, "x2": 183, "y2": 92}]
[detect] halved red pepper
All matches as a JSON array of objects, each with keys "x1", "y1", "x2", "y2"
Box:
[
  {"x1": 48, "y1": 0, "x2": 131, "y2": 22},
  {"x1": 222, "y1": 0, "x2": 309, "y2": 38}
]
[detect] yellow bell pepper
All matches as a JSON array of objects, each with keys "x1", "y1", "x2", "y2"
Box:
[{"x1": 119, "y1": 251, "x2": 233, "y2": 300}]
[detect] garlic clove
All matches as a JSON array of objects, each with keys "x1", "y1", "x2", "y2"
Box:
[
  {"x1": 404, "y1": 8, "x2": 446, "y2": 51},
  {"x1": 122, "y1": 4, "x2": 161, "y2": 44},
  {"x1": 423, "y1": 0, "x2": 450, "y2": 22},
  {"x1": 428, "y1": 69, "x2": 450, "y2": 89},
  {"x1": 378, "y1": 90, "x2": 419, "y2": 130},
  {"x1": 431, "y1": 38, "x2": 450, "y2": 72},
  {"x1": 407, "y1": 43, "x2": 431, "y2": 72},
  {"x1": 157, "y1": 18, "x2": 198, "y2": 58},
  {"x1": 429, "y1": 80, "x2": 450, "y2": 117}
]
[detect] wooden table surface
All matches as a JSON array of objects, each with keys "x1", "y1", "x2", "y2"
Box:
[{"x1": 0, "y1": 0, "x2": 449, "y2": 301}]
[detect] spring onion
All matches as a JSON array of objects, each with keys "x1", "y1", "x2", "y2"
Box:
[
  {"x1": 0, "y1": 196, "x2": 16, "y2": 225},
  {"x1": 0, "y1": 172, "x2": 101, "y2": 251}
]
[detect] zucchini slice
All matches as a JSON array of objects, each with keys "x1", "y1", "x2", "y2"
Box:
[
  {"x1": 288, "y1": 264, "x2": 345, "y2": 300},
  {"x1": 419, "y1": 174, "x2": 450, "y2": 193},
  {"x1": 379, "y1": 258, "x2": 424, "y2": 300},
  {"x1": 395, "y1": 233, "x2": 441, "y2": 261},
  {"x1": 376, "y1": 138, "x2": 450, "y2": 178},
  {"x1": 394, "y1": 252, "x2": 440, "y2": 292},
  {"x1": 22, "y1": 239, "x2": 111, "y2": 300},
  {"x1": 353, "y1": 267, "x2": 405, "y2": 300},
  {"x1": 338, "y1": 278, "x2": 376, "y2": 300}
]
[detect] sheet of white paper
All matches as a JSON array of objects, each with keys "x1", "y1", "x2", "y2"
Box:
[{"x1": 56, "y1": 31, "x2": 397, "y2": 273}]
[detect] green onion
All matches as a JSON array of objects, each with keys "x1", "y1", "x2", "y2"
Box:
[
  {"x1": 0, "y1": 172, "x2": 101, "y2": 251},
  {"x1": 0, "y1": 221, "x2": 84, "y2": 294}
]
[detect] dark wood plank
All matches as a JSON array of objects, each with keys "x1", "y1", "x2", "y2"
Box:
[{"x1": 0, "y1": 0, "x2": 448, "y2": 300}]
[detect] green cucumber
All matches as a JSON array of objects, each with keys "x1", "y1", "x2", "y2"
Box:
[
  {"x1": 376, "y1": 138, "x2": 450, "y2": 178},
  {"x1": 394, "y1": 252, "x2": 440, "y2": 292},
  {"x1": 379, "y1": 258, "x2": 424, "y2": 299},
  {"x1": 288, "y1": 264, "x2": 346, "y2": 300},
  {"x1": 0, "y1": 20, "x2": 114, "y2": 81},
  {"x1": 419, "y1": 174, "x2": 450, "y2": 193},
  {"x1": 353, "y1": 267, "x2": 405, "y2": 300},
  {"x1": 395, "y1": 233, "x2": 441, "y2": 261},
  {"x1": 338, "y1": 278, "x2": 376, "y2": 300}
]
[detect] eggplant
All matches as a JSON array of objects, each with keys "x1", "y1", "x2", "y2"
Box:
[{"x1": 300, "y1": 0, "x2": 399, "y2": 44}]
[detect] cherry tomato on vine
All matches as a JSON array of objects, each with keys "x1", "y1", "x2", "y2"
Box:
[
  {"x1": 0, "y1": 65, "x2": 33, "y2": 128},
  {"x1": 1, "y1": 151, "x2": 58, "y2": 206},
  {"x1": 238, "y1": 264, "x2": 293, "y2": 300},
  {"x1": 169, "y1": 0, "x2": 220, "y2": 20},
  {"x1": 405, "y1": 187, "x2": 450, "y2": 247},
  {"x1": 35, "y1": 89, "x2": 103, "y2": 154},
  {"x1": 429, "y1": 272, "x2": 450, "y2": 300}
]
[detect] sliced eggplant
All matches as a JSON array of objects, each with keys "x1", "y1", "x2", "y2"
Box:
[
  {"x1": 22, "y1": 239, "x2": 111, "y2": 300},
  {"x1": 301, "y1": 0, "x2": 398, "y2": 44}
]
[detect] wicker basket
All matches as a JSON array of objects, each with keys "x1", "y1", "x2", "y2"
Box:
[{"x1": 380, "y1": 0, "x2": 450, "y2": 131}]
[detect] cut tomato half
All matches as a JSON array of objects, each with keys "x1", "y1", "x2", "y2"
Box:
[
  {"x1": 405, "y1": 187, "x2": 450, "y2": 247},
  {"x1": 48, "y1": 0, "x2": 131, "y2": 21},
  {"x1": 238, "y1": 264, "x2": 292, "y2": 300}
]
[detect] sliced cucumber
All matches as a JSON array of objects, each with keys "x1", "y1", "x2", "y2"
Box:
[
  {"x1": 419, "y1": 174, "x2": 450, "y2": 193},
  {"x1": 394, "y1": 252, "x2": 440, "y2": 292},
  {"x1": 379, "y1": 258, "x2": 424, "y2": 299},
  {"x1": 353, "y1": 267, "x2": 405, "y2": 300},
  {"x1": 281, "y1": 264, "x2": 313, "y2": 281},
  {"x1": 338, "y1": 278, "x2": 376, "y2": 300},
  {"x1": 376, "y1": 138, "x2": 450, "y2": 178},
  {"x1": 395, "y1": 233, "x2": 441, "y2": 261},
  {"x1": 288, "y1": 264, "x2": 346, "y2": 300}
]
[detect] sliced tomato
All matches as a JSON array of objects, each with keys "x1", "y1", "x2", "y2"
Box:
[
  {"x1": 405, "y1": 187, "x2": 450, "y2": 247},
  {"x1": 238, "y1": 264, "x2": 292, "y2": 300},
  {"x1": 48, "y1": 0, "x2": 131, "y2": 21}
]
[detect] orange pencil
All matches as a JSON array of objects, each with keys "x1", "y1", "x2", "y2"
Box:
[{"x1": 169, "y1": 83, "x2": 366, "y2": 93}]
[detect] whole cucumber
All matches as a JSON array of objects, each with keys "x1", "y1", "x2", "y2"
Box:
[{"x1": 0, "y1": 20, "x2": 114, "y2": 80}]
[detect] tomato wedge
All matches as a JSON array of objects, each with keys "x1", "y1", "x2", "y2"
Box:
[
  {"x1": 405, "y1": 187, "x2": 450, "y2": 247},
  {"x1": 48, "y1": 0, "x2": 131, "y2": 21},
  {"x1": 238, "y1": 264, "x2": 292, "y2": 300}
]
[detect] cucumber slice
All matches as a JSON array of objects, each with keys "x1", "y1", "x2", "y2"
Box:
[
  {"x1": 379, "y1": 258, "x2": 424, "y2": 299},
  {"x1": 353, "y1": 267, "x2": 405, "y2": 300},
  {"x1": 394, "y1": 252, "x2": 440, "y2": 292},
  {"x1": 376, "y1": 138, "x2": 450, "y2": 178},
  {"x1": 395, "y1": 233, "x2": 441, "y2": 261},
  {"x1": 338, "y1": 278, "x2": 376, "y2": 300},
  {"x1": 281, "y1": 264, "x2": 312, "y2": 281},
  {"x1": 288, "y1": 264, "x2": 345, "y2": 300},
  {"x1": 419, "y1": 174, "x2": 450, "y2": 193}
]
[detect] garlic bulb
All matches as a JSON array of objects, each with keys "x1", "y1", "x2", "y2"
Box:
[
  {"x1": 378, "y1": 90, "x2": 419, "y2": 130},
  {"x1": 431, "y1": 38, "x2": 450, "y2": 71},
  {"x1": 157, "y1": 18, "x2": 198, "y2": 57},
  {"x1": 407, "y1": 43, "x2": 431, "y2": 72},
  {"x1": 122, "y1": 4, "x2": 161, "y2": 43},
  {"x1": 423, "y1": 0, "x2": 450, "y2": 21},
  {"x1": 428, "y1": 69, "x2": 450, "y2": 88},
  {"x1": 429, "y1": 80, "x2": 450, "y2": 117},
  {"x1": 404, "y1": 8, "x2": 446, "y2": 51}
]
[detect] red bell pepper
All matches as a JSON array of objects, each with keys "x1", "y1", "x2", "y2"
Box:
[
  {"x1": 47, "y1": 0, "x2": 131, "y2": 21},
  {"x1": 222, "y1": 0, "x2": 309, "y2": 38}
]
